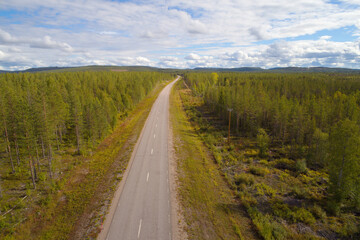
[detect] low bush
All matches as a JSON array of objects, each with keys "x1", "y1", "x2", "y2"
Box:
[
  {"x1": 273, "y1": 158, "x2": 295, "y2": 171},
  {"x1": 289, "y1": 186, "x2": 309, "y2": 199},
  {"x1": 249, "y1": 166, "x2": 269, "y2": 176},
  {"x1": 337, "y1": 215, "x2": 359, "y2": 237},
  {"x1": 259, "y1": 159, "x2": 269, "y2": 165},
  {"x1": 255, "y1": 183, "x2": 276, "y2": 197},
  {"x1": 238, "y1": 192, "x2": 258, "y2": 207},
  {"x1": 272, "y1": 202, "x2": 316, "y2": 225},
  {"x1": 310, "y1": 205, "x2": 326, "y2": 220},
  {"x1": 295, "y1": 159, "x2": 307, "y2": 174},
  {"x1": 248, "y1": 207, "x2": 288, "y2": 240},
  {"x1": 294, "y1": 208, "x2": 316, "y2": 225},
  {"x1": 234, "y1": 173, "x2": 255, "y2": 186}
]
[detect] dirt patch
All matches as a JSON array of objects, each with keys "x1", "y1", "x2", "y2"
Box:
[{"x1": 110, "y1": 69, "x2": 128, "y2": 72}]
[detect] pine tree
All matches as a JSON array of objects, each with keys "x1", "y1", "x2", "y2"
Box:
[
  {"x1": 328, "y1": 119, "x2": 360, "y2": 212},
  {"x1": 257, "y1": 128, "x2": 270, "y2": 158},
  {"x1": 0, "y1": 92, "x2": 15, "y2": 173},
  {"x1": 308, "y1": 128, "x2": 328, "y2": 169}
]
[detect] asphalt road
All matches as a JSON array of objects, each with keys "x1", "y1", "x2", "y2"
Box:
[{"x1": 102, "y1": 76, "x2": 180, "y2": 240}]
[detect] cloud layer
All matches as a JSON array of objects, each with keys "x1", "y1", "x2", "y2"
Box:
[{"x1": 0, "y1": 0, "x2": 359, "y2": 70}]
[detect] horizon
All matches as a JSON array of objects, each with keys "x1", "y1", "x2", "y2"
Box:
[
  {"x1": 2, "y1": 65, "x2": 360, "y2": 72},
  {"x1": 1, "y1": 0, "x2": 360, "y2": 71}
]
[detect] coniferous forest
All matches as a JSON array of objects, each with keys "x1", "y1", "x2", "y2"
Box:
[
  {"x1": 1, "y1": 70, "x2": 360, "y2": 239},
  {"x1": 182, "y1": 72, "x2": 360, "y2": 238},
  {"x1": 0, "y1": 71, "x2": 172, "y2": 237}
]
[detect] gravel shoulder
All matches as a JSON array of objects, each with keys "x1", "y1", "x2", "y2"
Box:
[{"x1": 169, "y1": 115, "x2": 188, "y2": 240}]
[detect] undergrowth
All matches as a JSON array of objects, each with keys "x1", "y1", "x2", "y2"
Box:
[
  {"x1": 170, "y1": 80, "x2": 260, "y2": 240},
  {"x1": 177, "y1": 80, "x2": 360, "y2": 240}
]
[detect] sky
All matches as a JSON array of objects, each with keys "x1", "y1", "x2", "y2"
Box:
[{"x1": 0, "y1": 0, "x2": 360, "y2": 70}]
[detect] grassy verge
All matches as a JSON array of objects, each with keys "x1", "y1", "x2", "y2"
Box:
[
  {"x1": 1, "y1": 80, "x2": 170, "y2": 240},
  {"x1": 170, "y1": 80, "x2": 260, "y2": 240}
]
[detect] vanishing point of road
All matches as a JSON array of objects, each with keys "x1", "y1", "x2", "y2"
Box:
[{"x1": 98, "y1": 76, "x2": 180, "y2": 240}]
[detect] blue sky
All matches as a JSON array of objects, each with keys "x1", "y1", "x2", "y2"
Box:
[{"x1": 0, "y1": 0, "x2": 359, "y2": 70}]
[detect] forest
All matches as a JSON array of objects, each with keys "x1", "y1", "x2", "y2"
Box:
[
  {"x1": 0, "y1": 71, "x2": 172, "y2": 237},
  {"x1": 182, "y1": 72, "x2": 360, "y2": 239}
]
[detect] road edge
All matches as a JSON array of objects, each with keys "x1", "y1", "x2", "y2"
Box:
[
  {"x1": 97, "y1": 78, "x2": 177, "y2": 240},
  {"x1": 169, "y1": 78, "x2": 188, "y2": 240},
  {"x1": 97, "y1": 80, "x2": 169, "y2": 240}
]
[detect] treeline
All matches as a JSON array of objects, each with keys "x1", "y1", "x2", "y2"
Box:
[
  {"x1": 184, "y1": 72, "x2": 360, "y2": 213},
  {"x1": 0, "y1": 71, "x2": 172, "y2": 189}
]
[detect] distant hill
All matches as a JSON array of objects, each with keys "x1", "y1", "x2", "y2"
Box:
[
  {"x1": 1, "y1": 65, "x2": 360, "y2": 74},
  {"x1": 194, "y1": 66, "x2": 360, "y2": 73},
  {"x1": 49, "y1": 65, "x2": 163, "y2": 72},
  {"x1": 0, "y1": 65, "x2": 170, "y2": 73},
  {"x1": 269, "y1": 67, "x2": 360, "y2": 73},
  {"x1": 193, "y1": 67, "x2": 264, "y2": 72},
  {"x1": 24, "y1": 67, "x2": 71, "y2": 72}
]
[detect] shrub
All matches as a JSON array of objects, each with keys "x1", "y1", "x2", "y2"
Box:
[
  {"x1": 272, "y1": 202, "x2": 293, "y2": 219},
  {"x1": 0, "y1": 217, "x2": 9, "y2": 230},
  {"x1": 278, "y1": 171, "x2": 290, "y2": 182},
  {"x1": 294, "y1": 208, "x2": 316, "y2": 225},
  {"x1": 249, "y1": 166, "x2": 269, "y2": 176},
  {"x1": 213, "y1": 151, "x2": 223, "y2": 165},
  {"x1": 255, "y1": 183, "x2": 276, "y2": 197},
  {"x1": 272, "y1": 202, "x2": 316, "y2": 225},
  {"x1": 234, "y1": 173, "x2": 254, "y2": 186},
  {"x1": 310, "y1": 205, "x2": 326, "y2": 220},
  {"x1": 238, "y1": 192, "x2": 257, "y2": 207},
  {"x1": 337, "y1": 215, "x2": 359, "y2": 237},
  {"x1": 273, "y1": 158, "x2": 295, "y2": 171},
  {"x1": 289, "y1": 186, "x2": 309, "y2": 199},
  {"x1": 295, "y1": 159, "x2": 307, "y2": 174},
  {"x1": 243, "y1": 157, "x2": 253, "y2": 164},
  {"x1": 327, "y1": 200, "x2": 341, "y2": 216},
  {"x1": 248, "y1": 207, "x2": 288, "y2": 240},
  {"x1": 259, "y1": 159, "x2": 269, "y2": 165}
]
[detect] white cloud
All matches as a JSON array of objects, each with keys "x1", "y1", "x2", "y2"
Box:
[
  {"x1": 0, "y1": 29, "x2": 18, "y2": 43},
  {"x1": 0, "y1": 29, "x2": 74, "y2": 52},
  {"x1": 185, "y1": 53, "x2": 201, "y2": 60},
  {"x1": 0, "y1": 50, "x2": 6, "y2": 60},
  {"x1": 214, "y1": 39, "x2": 360, "y2": 68},
  {"x1": 320, "y1": 35, "x2": 332, "y2": 40},
  {"x1": 135, "y1": 56, "x2": 152, "y2": 65},
  {"x1": 30, "y1": 36, "x2": 74, "y2": 52},
  {"x1": 8, "y1": 47, "x2": 21, "y2": 53},
  {"x1": 1, "y1": 0, "x2": 360, "y2": 70}
]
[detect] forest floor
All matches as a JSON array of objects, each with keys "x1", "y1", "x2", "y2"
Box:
[
  {"x1": 170, "y1": 80, "x2": 260, "y2": 240},
  {"x1": 0, "y1": 81, "x2": 169, "y2": 240},
  {"x1": 172, "y1": 79, "x2": 359, "y2": 240}
]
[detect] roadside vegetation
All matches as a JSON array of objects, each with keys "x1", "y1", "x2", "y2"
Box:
[
  {"x1": 0, "y1": 71, "x2": 173, "y2": 239},
  {"x1": 170, "y1": 80, "x2": 260, "y2": 240},
  {"x1": 179, "y1": 73, "x2": 360, "y2": 239}
]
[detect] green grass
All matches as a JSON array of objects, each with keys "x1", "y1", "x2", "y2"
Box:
[
  {"x1": 170, "y1": 81, "x2": 260, "y2": 240},
  {"x1": 1, "y1": 81, "x2": 171, "y2": 240}
]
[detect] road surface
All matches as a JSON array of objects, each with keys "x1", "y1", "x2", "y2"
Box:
[{"x1": 99, "y1": 76, "x2": 180, "y2": 240}]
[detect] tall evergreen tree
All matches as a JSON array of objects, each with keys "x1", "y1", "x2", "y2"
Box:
[{"x1": 328, "y1": 119, "x2": 360, "y2": 210}]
